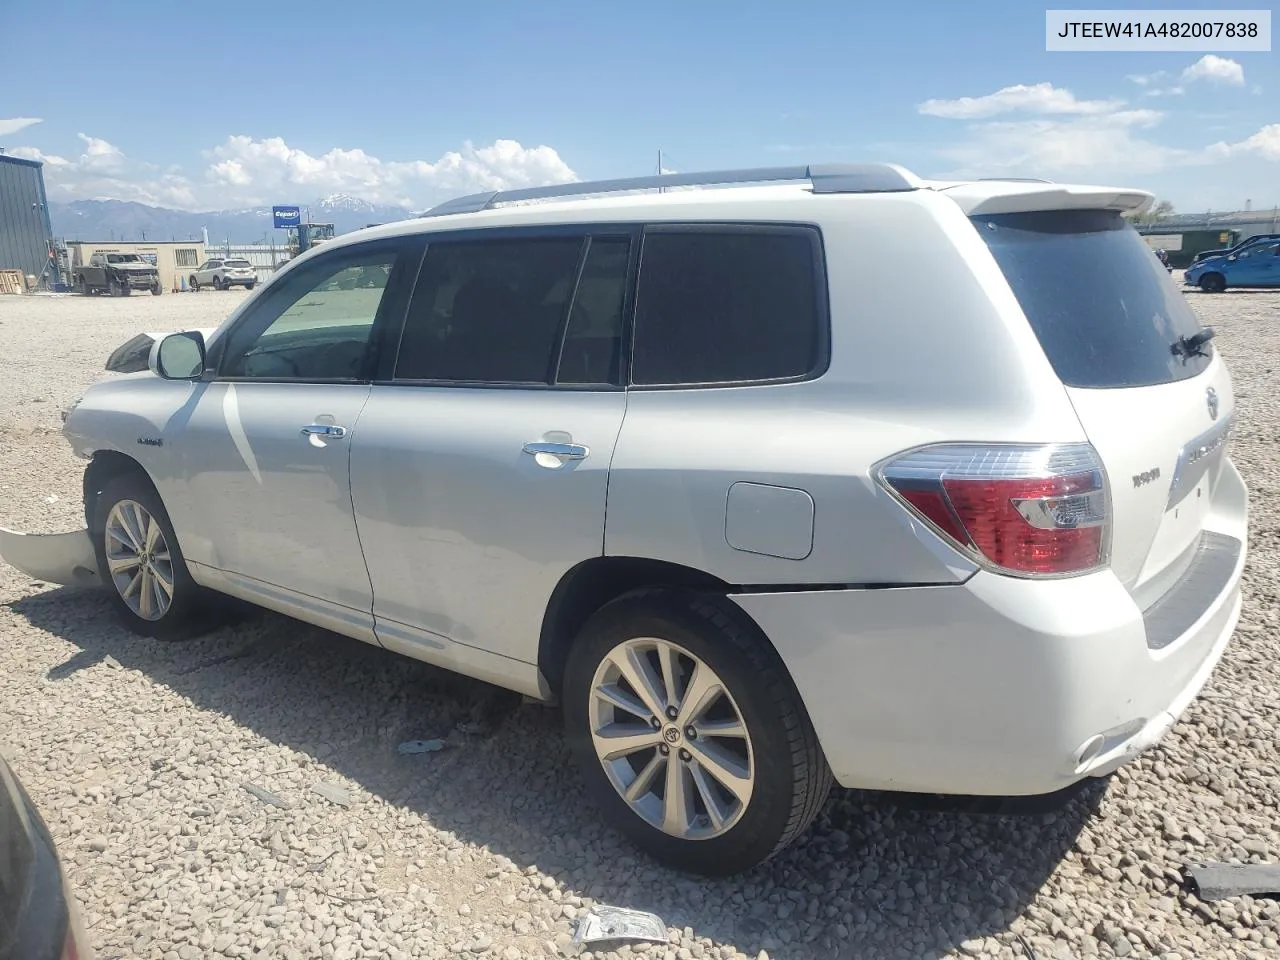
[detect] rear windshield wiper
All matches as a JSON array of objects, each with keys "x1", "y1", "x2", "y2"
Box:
[{"x1": 1172, "y1": 327, "x2": 1215, "y2": 358}]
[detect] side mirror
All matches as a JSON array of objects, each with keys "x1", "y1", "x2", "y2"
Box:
[
  {"x1": 151, "y1": 331, "x2": 206, "y2": 380},
  {"x1": 1227, "y1": 254, "x2": 1237, "y2": 261}
]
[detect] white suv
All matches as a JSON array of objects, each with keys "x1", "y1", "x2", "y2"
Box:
[
  {"x1": 0, "y1": 164, "x2": 1247, "y2": 876},
  {"x1": 190, "y1": 258, "x2": 257, "y2": 291}
]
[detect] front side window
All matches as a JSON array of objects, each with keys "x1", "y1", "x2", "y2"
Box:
[
  {"x1": 1238, "y1": 241, "x2": 1280, "y2": 259},
  {"x1": 630, "y1": 228, "x2": 825, "y2": 386},
  {"x1": 555, "y1": 237, "x2": 630, "y2": 385},
  {"x1": 394, "y1": 236, "x2": 587, "y2": 384},
  {"x1": 218, "y1": 244, "x2": 402, "y2": 381}
]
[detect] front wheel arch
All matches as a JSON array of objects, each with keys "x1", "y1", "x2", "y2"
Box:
[
  {"x1": 1198, "y1": 272, "x2": 1226, "y2": 293},
  {"x1": 83, "y1": 452, "x2": 159, "y2": 532}
]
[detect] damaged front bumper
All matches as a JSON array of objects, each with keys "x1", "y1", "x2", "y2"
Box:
[{"x1": 0, "y1": 527, "x2": 101, "y2": 588}]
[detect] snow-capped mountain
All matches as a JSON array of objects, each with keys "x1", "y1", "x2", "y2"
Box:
[{"x1": 49, "y1": 196, "x2": 416, "y2": 244}]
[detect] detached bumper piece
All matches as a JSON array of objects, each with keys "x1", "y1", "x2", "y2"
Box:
[{"x1": 0, "y1": 527, "x2": 101, "y2": 587}]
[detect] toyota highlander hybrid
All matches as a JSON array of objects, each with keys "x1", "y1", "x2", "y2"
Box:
[{"x1": 0, "y1": 164, "x2": 1246, "y2": 876}]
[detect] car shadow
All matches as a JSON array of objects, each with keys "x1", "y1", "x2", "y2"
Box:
[{"x1": 12, "y1": 586, "x2": 1106, "y2": 959}]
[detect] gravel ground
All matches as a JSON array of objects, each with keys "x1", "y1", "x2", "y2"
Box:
[{"x1": 0, "y1": 282, "x2": 1278, "y2": 960}]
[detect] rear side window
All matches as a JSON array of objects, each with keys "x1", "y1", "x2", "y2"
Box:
[
  {"x1": 631, "y1": 228, "x2": 825, "y2": 386},
  {"x1": 973, "y1": 210, "x2": 1212, "y2": 388}
]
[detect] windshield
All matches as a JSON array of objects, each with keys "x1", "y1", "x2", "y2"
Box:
[
  {"x1": 225, "y1": 260, "x2": 252, "y2": 268},
  {"x1": 972, "y1": 209, "x2": 1212, "y2": 389},
  {"x1": 106, "y1": 254, "x2": 140, "y2": 263}
]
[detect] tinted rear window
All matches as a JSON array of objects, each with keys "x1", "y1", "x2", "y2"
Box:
[
  {"x1": 972, "y1": 210, "x2": 1211, "y2": 388},
  {"x1": 225, "y1": 259, "x2": 252, "y2": 267},
  {"x1": 631, "y1": 229, "x2": 825, "y2": 386}
]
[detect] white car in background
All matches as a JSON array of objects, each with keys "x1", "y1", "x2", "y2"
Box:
[{"x1": 190, "y1": 258, "x2": 257, "y2": 291}]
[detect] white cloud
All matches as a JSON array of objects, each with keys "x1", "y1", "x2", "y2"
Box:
[
  {"x1": 7, "y1": 133, "x2": 577, "y2": 211},
  {"x1": 1126, "y1": 72, "x2": 1164, "y2": 87},
  {"x1": 1208, "y1": 124, "x2": 1280, "y2": 162},
  {"x1": 918, "y1": 83, "x2": 1124, "y2": 119},
  {"x1": 1182, "y1": 55, "x2": 1245, "y2": 86},
  {"x1": 203, "y1": 135, "x2": 576, "y2": 209},
  {"x1": 0, "y1": 117, "x2": 42, "y2": 137},
  {"x1": 935, "y1": 109, "x2": 1192, "y2": 179},
  {"x1": 1132, "y1": 57, "x2": 1245, "y2": 97},
  {"x1": 920, "y1": 76, "x2": 1280, "y2": 185}
]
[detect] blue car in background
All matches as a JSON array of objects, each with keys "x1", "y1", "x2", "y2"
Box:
[{"x1": 1185, "y1": 237, "x2": 1280, "y2": 292}]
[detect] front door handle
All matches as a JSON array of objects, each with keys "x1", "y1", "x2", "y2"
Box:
[
  {"x1": 523, "y1": 441, "x2": 589, "y2": 461},
  {"x1": 301, "y1": 424, "x2": 348, "y2": 439}
]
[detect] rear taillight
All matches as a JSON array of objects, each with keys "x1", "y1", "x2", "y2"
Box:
[{"x1": 877, "y1": 443, "x2": 1110, "y2": 577}]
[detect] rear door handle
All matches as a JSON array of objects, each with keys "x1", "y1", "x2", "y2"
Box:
[
  {"x1": 301, "y1": 424, "x2": 348, "y2": 439},
  {"x1": 523, "y1": 441, "x2": 589, "y2": 460}
]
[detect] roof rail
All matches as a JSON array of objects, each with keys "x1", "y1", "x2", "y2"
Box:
[{"x1": 423, "y1": 163, "x2": 922, "y2": 217}]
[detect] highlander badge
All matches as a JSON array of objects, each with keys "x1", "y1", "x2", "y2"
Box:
[{"x1": 1206, "y1": 386, "x2": 1219, "y2": 421}]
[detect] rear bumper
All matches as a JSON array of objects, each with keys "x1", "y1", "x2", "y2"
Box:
[{"x1": 734, "y1": 458, "x2": 1248, "y2": 796}]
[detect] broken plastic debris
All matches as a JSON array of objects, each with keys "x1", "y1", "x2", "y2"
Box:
[
  {"x1": 572, "y1": 905, "x2": 668, "y2": 946},
  {"x1": 102, "y1": 655, "x2": 122, "y2": 670},
  {"x1": 397, "y1": 739, "x2": 446, "y2": 755},
  {"x1": 1184, "y1": 861, "x2": 1280, "y2": 900},
  {"x1": 242, "y1": 782, "x2": 290, "y2": 809},
  {"x1": 310, "y1": 781, "x2": 353, "y2": 806},
  {"x1": 44, "y1": 495, "x2": 58, "y2": 503}
]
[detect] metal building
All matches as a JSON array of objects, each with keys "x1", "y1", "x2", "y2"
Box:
[{"x1": 0, "y1": 153, "x2": 57, "y2": 287}]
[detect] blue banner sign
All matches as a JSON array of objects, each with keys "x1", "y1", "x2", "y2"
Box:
[{"x1": 272, "y1": 206, "x2": 302, "y2": 229}]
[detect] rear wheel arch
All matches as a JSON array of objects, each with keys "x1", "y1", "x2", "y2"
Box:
[{"x1": 538, "y1": 556, "x2": 737, "y2": 698}]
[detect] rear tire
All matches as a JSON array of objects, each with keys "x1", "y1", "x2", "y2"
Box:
[
  {"x1": 1199, "y1": 272, "x2": 1226, "y2": 293},
  {"x1": 562, "y1": 589, "x2": 832, "y2": 877},
  {"x1": 92, "y1": 472, "x2": 214, "y2": 641},
  {"x1": 79, "y1": 277, "x2": 89, "y2": 296},
  {"x1": 214, "y1": 276, "x2": 225, "y2": 291}
]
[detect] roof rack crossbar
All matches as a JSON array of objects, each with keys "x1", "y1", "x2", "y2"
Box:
[{"x1": 423, "y1": 163, "x2": 921, "y2": 217}]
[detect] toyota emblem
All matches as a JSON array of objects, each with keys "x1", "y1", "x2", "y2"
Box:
[{"x1": 1206, "y1": 386, "x2": 1219, "y2": 421}]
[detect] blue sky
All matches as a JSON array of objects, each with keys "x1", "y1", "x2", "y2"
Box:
[{"x1": 2, "y1": 0, "x2": 1276, "y2": 213}]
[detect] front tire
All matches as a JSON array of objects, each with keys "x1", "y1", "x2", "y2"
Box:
[
  {"x1": 92, "y1": 473, "x2": 211, "y2": 641},
  {"x1": 563, "y1": 590, "x2": 832, "y2": 876},
  {"x1": 151, "y1": 282, "x2": 163, "y2": 295},
  {"x1": 1199, "y1": 272, "x2": 1226, "y2": 293},
  {"x1": 189, "y1": 275, "x2": 200, "y2": 291}
]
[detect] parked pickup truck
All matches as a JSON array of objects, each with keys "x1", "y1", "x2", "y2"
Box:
[{"x1": 74, "y1": 253, "x2": 163, "y2": 296}]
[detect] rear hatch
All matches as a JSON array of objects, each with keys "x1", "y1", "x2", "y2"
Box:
[{"x1": 968, "y1": 204, "x2": 1232, "y2": 595}]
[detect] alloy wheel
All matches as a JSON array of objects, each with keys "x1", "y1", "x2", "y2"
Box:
[
  {"x1": 104, "y1": 500, "x2": 175, "y2": 621},
  {"x1": 589, "y1": 637, "x2": 755, "y2": 840}
]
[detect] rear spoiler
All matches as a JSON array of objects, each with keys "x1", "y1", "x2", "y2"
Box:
[
  {"x1": 937, "y1": 182, "x2": 1154, "y2": 217},
  {"x1": 105, "y1": 328, "x2": 217, "y2": 374}
]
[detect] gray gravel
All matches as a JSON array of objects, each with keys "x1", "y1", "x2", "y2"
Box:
[{"x1": 1, "y1": 282, "x2": 1279, "y2": 960}]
